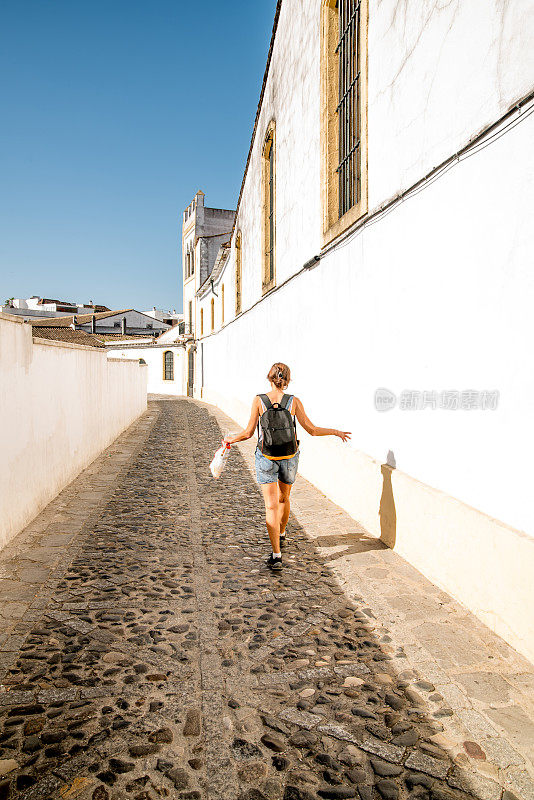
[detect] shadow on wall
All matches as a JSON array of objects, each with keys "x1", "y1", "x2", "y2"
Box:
[{"x1": 380, "y1": 449, "x2": 397, "y2": 548}]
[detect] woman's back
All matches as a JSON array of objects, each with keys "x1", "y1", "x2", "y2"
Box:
[{"x1": 257, "y1": 391, "x2": 296, "y2": 446}]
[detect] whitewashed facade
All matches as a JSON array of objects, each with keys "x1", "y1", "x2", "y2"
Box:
[
  {"x1": 182, "y1": 190, "x2": 235, "y2": 339},
  {"x1": 183, "y1": 0, "x2": 534, "y2": 660},
  {"x1": 106, "y1": 325, "x2": 187, "y2": 395}
]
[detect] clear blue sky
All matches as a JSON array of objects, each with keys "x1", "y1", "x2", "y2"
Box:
[{"x1": 0, "y1": 0, "x2": 277, "y2": 312}]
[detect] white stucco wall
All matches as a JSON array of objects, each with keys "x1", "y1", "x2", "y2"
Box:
[
  {"x1": 189, "y1": 0, "x2": 534, "y2": 660},
  {"x1": 198, "y1": 100, "x2": 534, "y2": 536},
  {"x1": 107, "y1": 346, "x2": 186, "y2": 396},
  {"x1": 197, "y1": 0, "x2": 534, "y2": 535},
  {"x1": 0, "y1": 314, "x2": 147, "y2": 551}
]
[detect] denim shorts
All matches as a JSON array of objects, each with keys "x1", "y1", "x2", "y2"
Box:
[{"x1": 255, "y1": 447, "x2": 300, "y2": 485}]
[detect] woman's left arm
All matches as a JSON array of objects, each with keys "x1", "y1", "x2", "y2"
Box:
[{"x1": 223, "y1": 397, "x2": 260, "y2": 444}]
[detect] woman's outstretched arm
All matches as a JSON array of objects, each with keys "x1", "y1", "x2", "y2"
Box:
[
  {"x1": 223, "y1": 397, "x2": 260, "y2": 444},
  {"x1": 294, "y1": 397, "x2": 351, "y2": 442}
]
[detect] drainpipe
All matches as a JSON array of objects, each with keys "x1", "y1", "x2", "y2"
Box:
[{"x1": 91, "y1": 314, "x2": 96, "y2": 333}]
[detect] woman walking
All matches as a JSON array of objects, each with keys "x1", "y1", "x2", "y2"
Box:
[{"x1": 223, "y1": 363, "x2": 351, "y2": 570}]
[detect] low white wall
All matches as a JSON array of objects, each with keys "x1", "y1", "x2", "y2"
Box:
[
  {"x1": 106, "y1": 346, "x2": 186, "y2": 396},
  {"x1": 0, "y1": 314, "x2": 147, "y2": 550}
]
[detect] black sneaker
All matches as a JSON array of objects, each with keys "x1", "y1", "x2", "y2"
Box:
[
  {"x1": 266, "y1": 554, "x2": 282, "y2": 571},
  {"x1": 279, "y1": 533, "x2": 286, "y2": 546}
]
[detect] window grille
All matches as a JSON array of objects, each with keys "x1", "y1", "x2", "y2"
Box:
[
  {"x1": 336, "y1": 0, "x2": 361, "y2": 217},
  {"x1": 235, "y1": 233, "x2": 242, "y2": 314},
  {"x1": 164, "y1": 350, "x2": 174, "y2": 380},
  {"x1": 267, "y1": 136, "x2": 274, "y2": 284}
]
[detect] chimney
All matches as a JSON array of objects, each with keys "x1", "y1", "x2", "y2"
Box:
[
  {"x1": 91, "y1": 314, "x2": 96, "y2": 333},
  {"x1": 71, "y1": 314, "x2": 78, "y2": 330},
  {"x1": 121, "y1": 316, "x2": 127, "y2": 335}
]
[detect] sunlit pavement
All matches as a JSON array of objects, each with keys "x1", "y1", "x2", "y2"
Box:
[{"x1": 0, "y1": 397, "x2": 532, "y2": 800}]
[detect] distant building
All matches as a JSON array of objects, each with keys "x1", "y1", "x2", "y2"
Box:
[
  {"x1": 105, "y1": 324, "x2": 186, "y2": 395},
  {"x1": 182, "y1": 190, "x2": 235, "y2": 338},
  {"x1": 143, "y1": 307, "x2": 184, "y2": 328},
  {"x1": 2, "y1": 296, "x2": 110, "y2": 321},
  {"x1": 29, "y1": 309, "x2": 170, "y2": 338}
]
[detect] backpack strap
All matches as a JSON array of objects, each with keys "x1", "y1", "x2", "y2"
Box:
[
  {"x1": 285, "y1": 394, "x2": 298, "y2": 437},
  {"x1": 258, "y1": 393, "x2": 272, "y2": 410},
  {"x1": 257, "y1": 394, "x2": 270, "y2": 440},
  {"x1": 281, "y1": 394, "x2": 293, "y2": 411}
]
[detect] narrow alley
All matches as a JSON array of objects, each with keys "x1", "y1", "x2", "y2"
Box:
[{"x1": 0, "y1": 398, "x2": 532, "y2": 800}]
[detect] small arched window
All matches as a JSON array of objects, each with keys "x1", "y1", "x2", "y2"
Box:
[
  {"x1": 211, "y1": 297, "x2": 215, "y2": 331},
  {"x1": 163, "y1": 350, "x2": 174, "y2": 381},
  {"x1": 235, "y1": 232, "x2": 242, "y2": 315},
  {"x1": 221, "y1": 284, "x2": 225, "y2": 325}
]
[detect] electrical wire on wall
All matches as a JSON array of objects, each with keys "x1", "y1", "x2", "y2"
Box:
[{"x1": 197, "y1": 90, "x2": 534, "y2": 338}]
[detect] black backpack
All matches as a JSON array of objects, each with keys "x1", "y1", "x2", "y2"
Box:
[{"x1": 257, "y1": 393, "x2": 299, "y2": 460}]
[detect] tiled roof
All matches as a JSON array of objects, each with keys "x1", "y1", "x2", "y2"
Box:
[
  {"x1": 30, "y1": 310, "x2": 132, "y2": 327},
  {"x1": 31, "y1": 328, "x2": 106, "y2": 347}
]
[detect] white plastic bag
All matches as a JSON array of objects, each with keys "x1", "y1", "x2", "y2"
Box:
[{"x1": 209, "y1": 440, "x2": 231, "y2": 479}]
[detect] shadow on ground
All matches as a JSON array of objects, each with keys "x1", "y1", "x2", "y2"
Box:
[{"x1": 0, "y1": 399, "x2": 502, "y2": 800}]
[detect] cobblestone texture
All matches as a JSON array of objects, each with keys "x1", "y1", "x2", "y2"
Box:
[{"x1": 0, "y1": 397, "x2": 533, "y2": 800}]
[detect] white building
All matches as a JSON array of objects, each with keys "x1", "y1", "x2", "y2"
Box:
[
  {"x1": 2, "y1": 296, "x2": 110, "y2": 321},
  {"x1": 182, "y1": 190, "x2": 235, "y2": 338},
  {"x1": 30, "y1": 309, "x2": 170, "y2": 336},
  {"x1": 182, "y1": 0, "x2": 534, "y2": 662},
  {"x1": 105, "y1": 324, "x2": 187, "y2": 395},
  {"x1": 143, "y1": 307, "x2": 184, "y2": 327}
]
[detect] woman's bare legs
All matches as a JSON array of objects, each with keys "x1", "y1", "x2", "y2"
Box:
[
  {"x1": 278, "y1": 480, "x2": 292, "y2": 536},
  {"x1": 260, "y1": 482, "x2": 281, "y2": 553}
]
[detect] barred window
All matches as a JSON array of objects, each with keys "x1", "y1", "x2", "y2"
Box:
[
  {"x1": 235, "y1": 232, "x2": 242, "y2": 315},
  {"x1": 337, "y1": 0, "x2": 361, "y2": 216},
  {"x1": 321, "y1": 0, "x2": 367, "y2": 243},
  {"x1": 267, "y1": 137, "x2": 274, "y2": 281},
  {"x1": 163, "y1": 350, "x2": 174, "y2": 381},
  {"x1": 262, "y1": 124, "x2": 276, "y2": 293}
]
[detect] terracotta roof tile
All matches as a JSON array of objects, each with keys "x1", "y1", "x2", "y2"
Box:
[
  {"x1": 30, "y1": 309, "x2": 132, "y2": 327},
  {"x1": 31, "y1": 328, "x2": 106, "y2": 347}
]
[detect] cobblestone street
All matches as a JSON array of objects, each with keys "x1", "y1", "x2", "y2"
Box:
[{"x1": 0, "y1": 397, "x2": 533, "y2": 800}]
